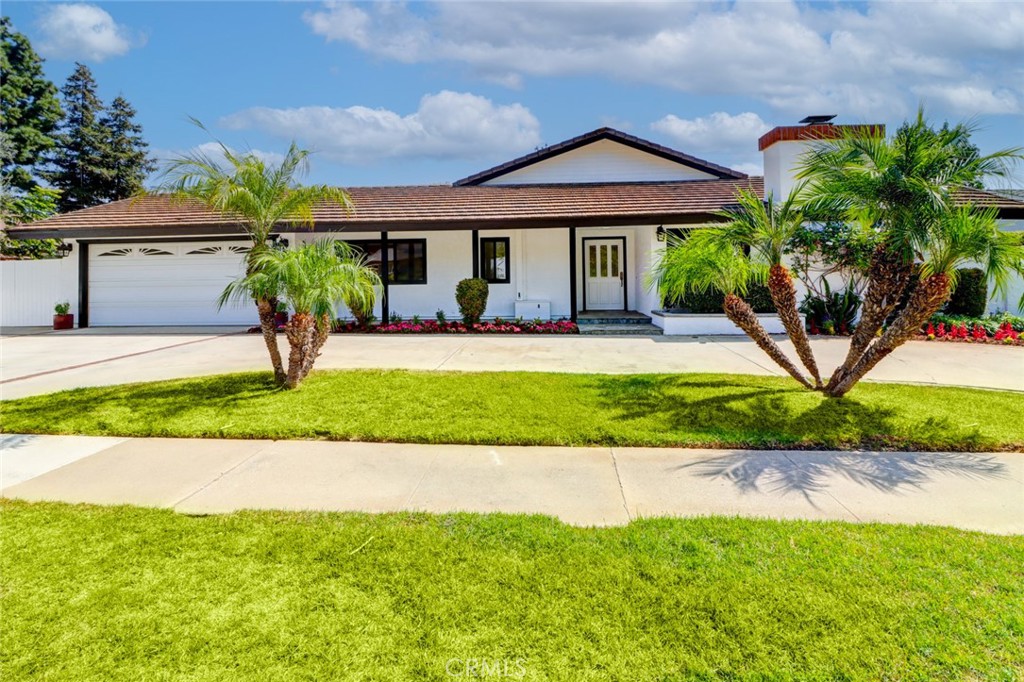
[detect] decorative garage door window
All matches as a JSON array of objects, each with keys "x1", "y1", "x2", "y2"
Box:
[
  {"x1": 96, "y1": 247, "x2": 175, "y2": 257},
  {"x1": 185, "y1": 245, "x2": 250, "y2": 256}
]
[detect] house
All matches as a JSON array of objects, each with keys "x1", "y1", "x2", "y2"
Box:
[{"x1": 5, "y1": 124, "x2": 1024, "y2": 330}]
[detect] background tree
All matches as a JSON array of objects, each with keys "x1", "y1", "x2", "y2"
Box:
[
  {"x1": 44, "y1": 63, "x2": 111, "y2": 212},
  {"x1": 0, "y1": 17, "x2": 62, "y2": 192},
  {"x1": 98, "y1": 95, "x2": 155, "y2": 202},
  {"x1": 221, "y1": 240, "x2": 381, "y2": 388},
  {"x1": 157, "y1": 131, "x2": 353, "y2": 385}
]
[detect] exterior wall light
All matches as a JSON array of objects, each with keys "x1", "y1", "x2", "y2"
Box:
[
  {"x1": 656, "y1": 225, "x2": 666, "y2": 242},
  {"x1": 57, "y1": 242, "x2": 73, "y2": 257}
]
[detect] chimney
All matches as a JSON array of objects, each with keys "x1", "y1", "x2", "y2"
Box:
[{"x1": 759, "y1": 116, "x2": 884, "y2": 200}]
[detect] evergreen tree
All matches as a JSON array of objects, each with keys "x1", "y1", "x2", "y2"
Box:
[
  {"x1": 44, "y1": 62, "x2": 111, "y2": 212},
  {"x1": 0, "y1": 17, "x2": 63, "y2": 191},
  {"x1": 98, "y1": 95, "x2": 155, "y2": 201}
]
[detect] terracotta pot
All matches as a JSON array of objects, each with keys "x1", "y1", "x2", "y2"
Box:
[{"x1": 53, "y1": 314, "x2": 74, "y2": 330}]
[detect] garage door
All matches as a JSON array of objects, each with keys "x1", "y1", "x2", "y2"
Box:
[{"x1": 88, "y1": 241, "x2": 258, "y2": 326}]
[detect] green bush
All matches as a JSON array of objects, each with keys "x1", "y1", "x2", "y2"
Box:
[
  {"x1": 945, "y1": 268, "x2": 987, "y2": 317},
  {"x1": 665, "y1": 282, "x2": 775, "y2": 314},
  {"x1": 455, "y1": 278, "x2": 489, "y2": 324}
]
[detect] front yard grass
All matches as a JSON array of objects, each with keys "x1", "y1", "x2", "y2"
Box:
[
  {"x1": 2, "y1": 501, "x2": 1022, "y2": 680},
  {"x1": 2, "y1": 370, "x2": 1022, "y2": 451}
]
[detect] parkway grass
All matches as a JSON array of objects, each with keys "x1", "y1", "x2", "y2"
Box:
[
  {"x1": 2, "y1": 501, "x2": 1023, "y2": 681},
  {"x1": 1, "y1": 370, "x2": 1022, "y2": 451}
]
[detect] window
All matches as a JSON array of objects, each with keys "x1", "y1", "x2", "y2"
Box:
[
  {"x1": 344, "y1": 239, "x2": 427, "y2": 285},
  {"x1": 479, "y1": 237, "x2": 510, "y2": 284}
]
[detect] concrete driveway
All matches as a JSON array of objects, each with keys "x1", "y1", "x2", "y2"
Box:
[
  {"x1": 2, "y1": 326, "x2": 1022, "y2": 399},
  {"x1": 3, "y1": 435, "x2": 1022, "y2": 534}
]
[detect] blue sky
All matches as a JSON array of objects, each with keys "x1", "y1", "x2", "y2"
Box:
[{"x1": 5, "y1": 1, "x2": 1024, "y2": 187}]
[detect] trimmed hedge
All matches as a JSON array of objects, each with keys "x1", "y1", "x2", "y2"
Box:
[
  {"x1": 665, "y1": 282, "x2": 775, "y2": 314},
  {"x1": 455, "y1": 278, "x2": 489, "y2": 325},
  {"x1": 945, "y1": 268, "x2": 987, "y2": 317}
]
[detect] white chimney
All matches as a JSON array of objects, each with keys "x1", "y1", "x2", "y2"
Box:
[{"x1": 759, "y1": 120, "x2": 884, "y2": 200}]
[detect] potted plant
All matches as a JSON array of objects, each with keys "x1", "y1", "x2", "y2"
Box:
[{"x1": 53, "y1": 301, "x2": 74, "y2": 330}]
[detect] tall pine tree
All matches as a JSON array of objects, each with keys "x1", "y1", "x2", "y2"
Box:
[
  {"x1": 98, "y1": 95, "x2": 155, "y2": 201},
  {"x1": 44, "y1": 62, "x2": 111, "y2": 212},
  {"x1": 0, "y1": 16, "x2": 63, "y2": 191}
]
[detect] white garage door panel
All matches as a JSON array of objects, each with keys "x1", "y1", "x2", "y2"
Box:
[{"x1": 89, "y1": 242, "x2": 257, "y2": 326}]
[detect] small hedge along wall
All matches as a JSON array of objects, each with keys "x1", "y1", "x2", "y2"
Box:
[
  {"x1": 456, "y1": 278, "x2": 489, "y2": 324},
  {"x1": 945, "y1": 268, "x2": 987, "y2": 317},
  {"x1": 665, "y1": 282, "x2": 775, "y2": 314},
  {"x1": 332, "y1": 318, "x2": 578, "y2": 334}
]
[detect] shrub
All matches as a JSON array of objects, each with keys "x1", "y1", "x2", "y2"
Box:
[
  {"x1": 665, "y1": 282, "x2": 774, "y2": 314},
  {"x1": 455, "y1": 278, "x2": 489, "y2": 324},
  {"x1": 54, "y1": 301, "x2": 71, "y2": 315},
  {"x1": 945, "y1": 268, "x2": 987, "y2": 317},
  {"x1": 799, "y1": 282, "x2": 862, "y2": 335}
]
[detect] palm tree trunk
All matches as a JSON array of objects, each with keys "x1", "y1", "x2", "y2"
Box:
[
  {"x1": 297, "y1": 313, "x2": 332, "y2": 382},
  {"x1": 767, "y1": 264, "x2": 822, "y2": 388},
  {"x1": 825, "y1": 273, "x2": 951, "y2": 397},
  {"x1": 284, "y1": 312, "x2": 316, "y2": 389},
  {"x1": 826, "y1": 247, "x2": 913, "y2": 387},
  {"x1": 723, "y1": 294, "x2": 814, "y2": 390},
  {"x1": 256, "y1": 298, "x2": 286, "y2": 385}
]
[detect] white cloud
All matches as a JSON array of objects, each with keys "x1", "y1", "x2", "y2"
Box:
[
  {"x1": 151, "y1": 143, "x2": 287, "y2": 174},
  {"x1": 36, "y1": 3, "x2": 141, "y2": 62},
  {"x1": 303, "y1": 1, "x2": 1024, "y2": 119},
  {"x1": 219, "y1": 91, "x2": 541, "y2": 163},
  {"x1": 651, "y1": 112, "x2": 771, "y2": 152}
]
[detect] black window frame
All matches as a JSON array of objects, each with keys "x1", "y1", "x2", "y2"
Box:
[
  {"x1": 344, "y1": 238, "x2": 427, "y2": 285},
  {"x1": 479, "y1": 236, "x2": 511, "y2": 284}
]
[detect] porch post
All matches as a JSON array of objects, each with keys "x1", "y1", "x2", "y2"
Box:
[
  {"x1": 471, "y1": 229, "x2": 479, "y2": 278},
  {"x1": 380, "y1": 231, "x2": 389, "y2": 322},
  {"x1": 568, "y1": 227, "x2": 577, "y2": 321},
  {"x1": 77, "y1": 241, "x2": 89, "y2": 328}
]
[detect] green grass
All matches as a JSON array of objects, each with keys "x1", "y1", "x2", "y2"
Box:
[
  {"x1": 2, "y1": 501, "x2": 1022, "y2": 681},
  {"x1": 2, "y1": 370, "x2": 1022, "y2": 451}
]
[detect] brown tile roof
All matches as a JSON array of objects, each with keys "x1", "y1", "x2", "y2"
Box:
[
  {"x1": 454, "y1": 127, "x2": 747, "y2": 185},
  {"x1": 8, "y1": 178, "x2": 767, "y2": 238},
  {"x1": 9, "y1": 178, "x2": 1023, "y2": 239}
]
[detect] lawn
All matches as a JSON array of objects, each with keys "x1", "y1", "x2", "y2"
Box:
[
  {"x1": 2, "y1": 370, "x2": 1022, "y2": 451},
  {"x1": 2, "y1": 501, "x2": 1022, "y2": 681}
]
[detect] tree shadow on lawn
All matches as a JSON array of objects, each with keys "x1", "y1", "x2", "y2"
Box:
[
  {"x1": 593, "y1": 375, "x2": 990, "y2": 451},
  {"x1": 594, "y1": 375, "x2": 1008, "y2": 500},
  {"x1": 6, "y1": 373, "x2": 281, "y2": 432}
]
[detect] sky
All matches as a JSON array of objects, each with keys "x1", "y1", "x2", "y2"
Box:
[{"x1": 5, "y1": 1, "x2": 1024, "y2": 188}]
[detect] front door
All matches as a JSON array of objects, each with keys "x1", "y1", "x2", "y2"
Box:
[{"x1": 584, "y1": 238, "x2": 625, "y2": 310}]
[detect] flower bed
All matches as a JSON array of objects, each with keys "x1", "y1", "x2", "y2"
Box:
[
  {"x1": 332, "y1": 318, "x2": 579, "y2": 335},
  {"x1": 918, "y1": 320, "x2": 1023, "y2": 346}
]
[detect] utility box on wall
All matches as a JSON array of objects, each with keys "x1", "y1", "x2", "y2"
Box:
[{"x1": 514, "y1": 300, "x2": 551, "y2": 320}]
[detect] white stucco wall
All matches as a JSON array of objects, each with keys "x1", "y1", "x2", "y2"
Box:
[
  {"x1": 762, "y1": 140, "x2": 806, "y2": 200},
  {"x1": 483, "y1": 139, "x2": 717, "y2": 185}
]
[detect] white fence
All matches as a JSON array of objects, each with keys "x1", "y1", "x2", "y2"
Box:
[{"x1": 0, "y1": 257, "x2": 78, "y2": 327}]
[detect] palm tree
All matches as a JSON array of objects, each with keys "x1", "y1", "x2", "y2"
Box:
[
  {"x1": 222, "y1": 240, "x2": 381, "y2": 389},
  {"x1": 156, "y1": 129, "x2": 352, "y2": 385},
  {"x1": 717, "y1": 188, "x2": 823, "y2": 387},
  {"x1": 798, "y1": 110, "x2": 1022, "y2": 394},
  {"x1": 653, "y1": 229, "x2": 814, "y2": 389},
  {"x1": 826, "y1": 207, "x2": 1023, "y2": 396}
]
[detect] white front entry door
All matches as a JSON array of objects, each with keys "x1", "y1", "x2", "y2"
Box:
[{"x1": 585, "y1": 238, "x2": 625, "y2": 310}]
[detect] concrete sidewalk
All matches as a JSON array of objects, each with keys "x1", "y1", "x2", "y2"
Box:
[{"x1": 3, "y1": 435, "x2": 1021, "y2": 534}]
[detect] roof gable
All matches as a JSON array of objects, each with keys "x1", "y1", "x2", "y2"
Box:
[{"x1": 454, "y1": 127, "x2": 747, "y2": 186}]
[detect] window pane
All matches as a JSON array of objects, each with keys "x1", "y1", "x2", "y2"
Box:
[
  {"x1": 600, "y1": 245, "x2": 608, "y2": 277},
  {"x1": 589, "y1": 245, "x2": 597, "y2": 277},
  {"x1": 610, "y1": 245, "x2": 618, "y2": 277},
  {"x1": 412, "y1": 242, "x2": 425, "y2": 282},
  {"x1": 482, "y1": 240, "x2": 494, "y2": 280},
  {"x1": 494, "y1": 241, "x2": 506, "y2": 280}
]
